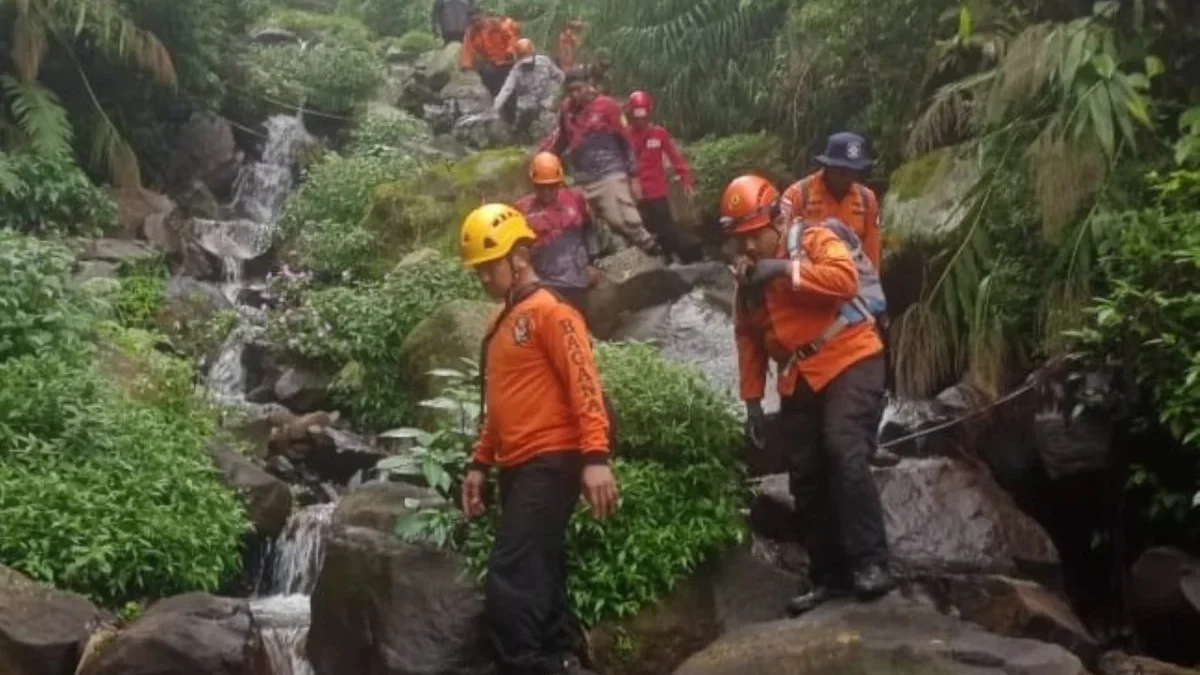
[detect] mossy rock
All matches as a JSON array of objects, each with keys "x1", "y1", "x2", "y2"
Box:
[
  {"x1": 366, "y1": 147, "x2": 530, "y2": 260},
  {"x1": 889, "y1": 147, "x2": 952, "y2": 201},
  {"x1": 398, "y1": 298, "x2": 496, "y2": 403},
  {"x1": 883, "y1": 146, "x2": 978, "y2": 247}
]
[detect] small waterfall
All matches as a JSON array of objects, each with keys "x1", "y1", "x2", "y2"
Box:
[
  {"x1": 261, "y1": 503, "x2": 336, "y2": 596},
  {"x1": 200, "y1": 114, "x2": 314, "y2": 403},
  {"x1": 251, "y1": 594, "x2": 314, "y2": 675}
]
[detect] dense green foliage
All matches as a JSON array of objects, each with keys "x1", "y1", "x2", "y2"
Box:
[
  {"x1": 0, "y1": 154, "x2": 118, "y2": 235},
  {"x1": 685, "y1": 133, "x2": 791, "y2": 222},
  {"x1": 266, "y1": 255, "x2": 481, "y2": 430},
  {"x1": 394, "y1": 347, "x2": 745, "y2": 626},
  {"x1": 0, "y1": 233, "x2": 245, "y2": 606},
  {"x1": 243, "y1": 42, "x2": 383, "y2": 116},
  {"x1": 112, "y1": 256, "x2": 170, "y2": 331}
]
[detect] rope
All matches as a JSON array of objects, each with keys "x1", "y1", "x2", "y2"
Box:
[
  {"x1": 876, "y1": 381, "x2": 1038, "y2": 450},
  {"x1": 226, "y1": 84, "x2": 362, "y2": 122}
]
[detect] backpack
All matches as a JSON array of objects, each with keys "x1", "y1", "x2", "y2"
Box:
[{"x1": 478, "y1": 283, "x2": 619, "y2": 455}]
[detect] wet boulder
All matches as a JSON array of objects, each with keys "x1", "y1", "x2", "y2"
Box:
[
  {"x1": 332, "y1": 482, "x2": 445, "y2": 533},
  {"x1": 164, "y1": 115, "x2": 243, "y2": 198},
  {"x1": 1128, "y1": 547, "x2": 1200, "y2": 664},
  {"x1": 673, "y1": 594, "x2": 1084, "y2": 675},
  {"x1": 72, "y1": 238, "x2": 159, "y2": 267},
  {"x1": 917, "y1": 574, "x2": 1097, "y2": 665},
  {"x1": 308, "y1": 526, "x2": 490, "y2": 675},
  {"x1": 116, "y1": 187, "x2": 177, "y2": 239},
  {"x1": 398, "y1": 299, "x2": 494, "y2": 402},
  {"x1": 413, "y1": 43, "x2": 462, "y2": 93},
  {"x1": 452, "y1": 111, "x2": 512, "y2": 150},
  {"x1": 78, "y1": 594, "x2": 260, "y2": 675},
  {"x1": 206, "y1": 442, "x2": 293, "y2": 538},
  {"x1": 273, "y1": 365, "x2": 333, "y2": 414},
  {"x1": 750, "y1": 458, "x2": 1061, "y2": 583},
  {"x1": 0, "y1": 566, "x2": 107, "y2": 675}
]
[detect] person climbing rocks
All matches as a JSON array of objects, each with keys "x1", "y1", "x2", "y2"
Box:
[
  {"x1": 537, "y1": 68, "x2": 660, "y2": 257},
  {"x1": 586, "y1": 48, "x2": 613, "y2": 95},
  {"x1": 780, "y1": 132, "x2": 882, "y2": 270},
  {"x1": 431, "y1": 0, "x2": 474, "y2": 44},
  {"x1": 556, "y1": 19, "x2": 586, "y2": 71},
  {"x1": 461, "y1": 8, "x2": 521, "y2": 100},
  {"x1": 626, "y1": 90, "x2": 701, "y2": 263},
  {"x1": 514, "y1": 152, "x2": 599, "y2": 317},
  {"x1": 721, "y1": 174, "x2": 895, "y2": 618},
  {"x1": 494, "y1": 39, "x2": 565, "y2": 142},
  {"x1": 458, "y1": 203, "x2": 617, "y2": 675}
]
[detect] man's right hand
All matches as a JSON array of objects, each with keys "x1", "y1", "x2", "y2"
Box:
[
  {"x1": 745, "y1": 400, "x2": 767, "y2": 450},
  {"x1": 461, "y1": 468, "x2": 487, "y2": 518}
]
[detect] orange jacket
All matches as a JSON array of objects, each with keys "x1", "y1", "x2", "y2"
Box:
[
  {"x1": 779, "y1": 171, "x2": 882, "y2": 270},
  {"x1": 734, "y1": 227, "x2": 883, "y2": 400},
  {"x1": 473, "y1": 288, "x2": 610, "y2": 469},
  {"x1": 461, "y1": 17, "x2": 520, "y2": 68}
]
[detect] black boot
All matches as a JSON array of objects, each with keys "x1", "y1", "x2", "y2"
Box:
[
  {"x1": 785, "y1": 584, "x2": 850, "y2": 617},
  {"x1": 852, "y1": 563, "x2": 895, "y2": 601}
]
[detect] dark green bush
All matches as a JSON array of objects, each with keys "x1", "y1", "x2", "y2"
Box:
[
  {"x1": 685, "y1": 133, "x2": 791, "y2": 222},
  {"x1": 0, "y1": 231, "x2": 97, "y2": 361},
  {"x1": 348, "y1": 106, "x2": 431, "y2": 154},
  {"x1": 0, "y1": 348, "x2": 246, "y2": 606},
  {"x1": 393, "y1": 30, "x2": 440, "y2": 56},
  {"x1": 0, "y1": 154, "x2": 118, "y2": 235},
  {"x1": 112, "y1": 255, "x2": 169, "y2": 331},
  {"x1": 243, "y1": 41, "x2": 383, "y2": 115},
  {"x1": 260, "y1": 8, "x2": 376, "y2": 45},
  {"x1": 594, "y1": 342, "x2": 742, "y2": 466},
  {"x1": 266, "y1": 254, "x2": 482, "y2": 429},
  {"x1": 280, "y1": 149, "x2": 422, "y2": 240},
  {"x1": 395, "y1": 343, "x2": 746, "y2": 626}
]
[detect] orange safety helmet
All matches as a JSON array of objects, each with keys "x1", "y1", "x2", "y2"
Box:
[
  {"x1": 529, "y1": 152, "x2": 564, "y2": 185},
  {"x1": 514, "y1": 38, "x2": 535, "y2": 59},
  {"x1": 720, "y1": 175, "x2": 780, "y2": 234}
]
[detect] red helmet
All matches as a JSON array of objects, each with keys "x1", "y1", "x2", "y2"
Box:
[
  {"x1": 720, "y1": 175, "x2": 779, "y2": 234},
  {"x1": 626, "y1": 90, "x2": 653, "y2": 120}
]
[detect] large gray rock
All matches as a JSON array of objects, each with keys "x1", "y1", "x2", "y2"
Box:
[
  {"x1": 116, "y1": 187, "x2": 177, "y2": 239},
  {"x1": 78, "y1": 594, "x2": 260, "y2": 675},
  {"x1": 308, "y1": 526, "x2": 490, "y2": 675},
  {"x1": 451, "y1": 111, "x2": 511, "y2": 150},
  {"x1": 882, "y1": 146, "x2": 978, "y2": 238},
  {"x1": 332, "y1": 482, "x2": 445, "y2": 533},
  {"x1": 73, "y1": 238, "x2": 158, "y2": 266},
  {"x1": 398, "y1": 298, "x2": 494, "y2": 402},
  {"x1": 751, "y1": 458, "x2": 1060, "y2": 583},
  {"x1": 164, "y1": 115, "x2": 243, "y2": 197},
  {"x1": 588, "y1": 249, "x2": 696, "y2": 339},
  {"x1": 206, "y1": 443, "x2": 293, "y2": 538},
  {"x1": 273, "y1": 366, "x2": 333, "y2": 414},
  {"x1": 673, "y1": 594, "x2": 1084, "y2": 675},
  {"x1": 413, "y1": 43, "x2": 463, "y2": 93},
  {"x1": 0, "y1": 566, "x2": 107, "y2": 675}
]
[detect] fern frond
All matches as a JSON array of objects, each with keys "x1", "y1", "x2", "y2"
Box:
[
  {"x1": 89, "y1": 115, "x2": 141, "y2": 189},
  {"x1": 1, "y1": 75, "x2": 72, "y2": 156},
  {"x1": 0, "y1": 152, "x2": 24, "y2": 196}
]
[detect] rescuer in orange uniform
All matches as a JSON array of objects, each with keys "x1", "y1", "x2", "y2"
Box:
[
  {"x1": 458, "y1": 203, "x2": 616, "y2": 675},
  {"x1": 779, "y1": 132, "x2": 882, "y2": 270},
  {"x1": 722, "y1": 175, "x2": 894, "y2": 616},
  {"x1": 461, "y1": 8, "x2": 521, "y2": 99}
]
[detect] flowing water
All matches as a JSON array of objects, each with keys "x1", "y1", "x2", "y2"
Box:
[
  {"x1": 252, "y1": 503, "x2": 335, "y2": 675},
  {"x1": 201, "y1": 114, "x2": 314, "y2": 404}
]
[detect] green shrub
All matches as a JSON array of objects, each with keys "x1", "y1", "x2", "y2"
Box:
[
  {"x1": 280, "y1": 149, "x2": 422, "y2": 239},
  {"x1": 0, "y1": 232, "x2": 97, "y2": 361},
  {"x1": 0, "y1": 348, "x2": 246, "y2": 606},
  {"x1": 348, "y1": 105, "x2": 432, "y2": 154},
  {"x1": 360, "y1": 0, "x2": 429, "y2": 38},
  {"x1": 0, "y1": 154, "x2": 118, "y2": 235},
  {"x1": 685, "y1": 133, "x2": 791, "y2": 222},
  {"x1": 244, "y1": 41, "x2": 383, "y2": 115},
  {"x1": 261, "y1": 8, "x2": 375, "y2": 45},
  {"x1": 393, "y1": 30, "x2": 440, "y2": 56},
  {"x1": 112, "y1": 256, "x2": 169, "y2": 331},
  {"x1": 395, "y1": 344, "x2": 746, "y2": 626},
  {"x1": 594, "y1": 342, "x2": 741, "y2": 466},
  {"x1": 266, "y1": 254, "x2": 482, "y2": 429}
]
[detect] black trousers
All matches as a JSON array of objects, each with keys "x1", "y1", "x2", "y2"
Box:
[
  {"x1": 638, "y1": 197, "x2": 701, "y2": 263},
  {"x1": 486, "y1": 451, "x2": 582, "y2": 675},
  {"x1": 779, "y1": 355, "x2": 890, "y2": 588},
  {"x1": 442, "y1": 30, "x2": 465, "y2": 44},
  {"x1": 478, "y1": 61, "x2": 514, "y2": 100}
]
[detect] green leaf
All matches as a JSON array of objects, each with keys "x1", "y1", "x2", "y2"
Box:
[
  {"x1": 956, "y1": 5, "x2": 973, "y2": 40},
  {"x1": 1091, "y1": 52, "x2": 1117, "y2": 80},
  {"x1": 1087, "y1": 86, "x2": 1115, "y2": 158},
  {"x1": 1145, "y1": 55, "x2": 1165, "y2": 79}
]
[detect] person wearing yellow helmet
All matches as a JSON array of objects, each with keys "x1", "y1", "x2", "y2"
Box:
[{"x1": 458, "y1": 203, "x2": 616, "y2": 675}]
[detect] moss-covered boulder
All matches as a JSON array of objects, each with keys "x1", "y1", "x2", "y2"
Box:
[
  {"x1": 367, "y1": 147, "x2": 530, "y2": 257},
  {"x1": 883, "y1": 146, "x2": 978, "y2": 240},
  {"x1": 398, "y1": 299, "x2": 495, "y2": 402}
]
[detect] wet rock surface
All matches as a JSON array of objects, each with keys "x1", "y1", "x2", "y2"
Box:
[{"x1": 0, "y1": 566, "x2": 107, "y2": 675}]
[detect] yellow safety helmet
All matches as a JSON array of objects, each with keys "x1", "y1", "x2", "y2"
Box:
[{"x1": 459, "y1": 203, "x2": 537, "y2": 267}]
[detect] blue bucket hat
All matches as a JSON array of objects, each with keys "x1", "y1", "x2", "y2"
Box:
[{"x1": 815, "y1": 132, "x2": 875, "y2": 171}]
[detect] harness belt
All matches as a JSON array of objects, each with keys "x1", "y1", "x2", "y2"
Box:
[{"x1": 781, "y1": 296, "x2": 875, "y2": 373}]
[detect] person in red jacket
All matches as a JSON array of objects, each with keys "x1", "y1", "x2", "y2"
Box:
[{"x1": 625, "y1": 90, "x2": 699, "y2": 263}]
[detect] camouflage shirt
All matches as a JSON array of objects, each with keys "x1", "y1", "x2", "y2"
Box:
[{"x1": 494, "y1": 54, "x2": 565, "y2": 115}]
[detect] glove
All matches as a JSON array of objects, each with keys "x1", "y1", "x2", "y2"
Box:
[
  {"x1": 740, "y1": 259, "x2": 792, "y2": 287},
  {"x1": 745, "y1": 400, "x2": 766, "y2": 450}
]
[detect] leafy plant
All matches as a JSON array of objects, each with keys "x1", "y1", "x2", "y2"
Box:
[
  {"x1": 242, "y1": 41, "x2": 383, "y2": 116},
  {"x1": 111, "y1": 256, "x2": 169, "y2": 331},
  {"x1": 684, "y1": 133, "x2": 791, "y2": 224},
  {"x1": 347, "y1": 105, "x2": 431, "y2": 154},
  {"x1": 394, "y1": 343, "x2": 746, "y2": 627},
  {"x1": 392, "y1": 30, "x2": 440, "y2": 58},
  {"x1": 265, "y1": 255, "x2": 482, "y2": 430},
  {"x1": 0, "y1": 231, "x2": 97, "y2": 362},
  {"x1": 280, "y1": 148, "x2": 421, "y2": 242},
  {"x1": 0, "y1": 153, "x2": 118, "y2": 235}
]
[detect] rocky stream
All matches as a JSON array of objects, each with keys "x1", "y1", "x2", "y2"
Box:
[{"x1": 5, "y1": 39, "x2": 1200, "y2": 675}]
